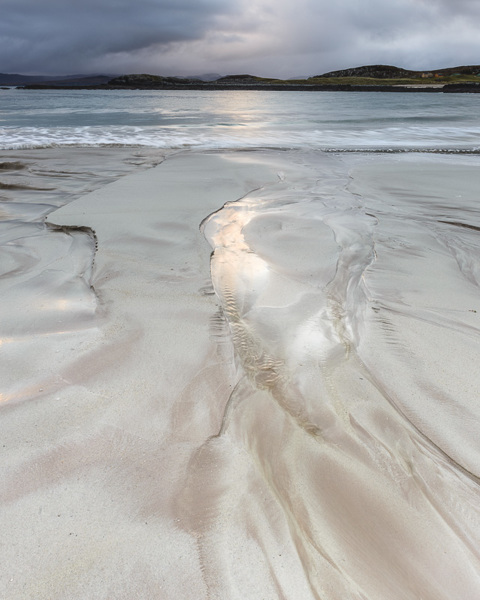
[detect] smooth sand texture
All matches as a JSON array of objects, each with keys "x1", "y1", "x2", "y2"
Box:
[{"x1": 1, "y1": 149, "x2": 480, "y2": 599}]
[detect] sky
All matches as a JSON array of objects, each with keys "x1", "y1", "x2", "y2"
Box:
[{"x1": 2, "y1": 0, "x2": 480, "y2": 78}]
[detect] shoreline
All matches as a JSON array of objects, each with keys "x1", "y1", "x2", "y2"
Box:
[
  {"x1": 16, "y1": 80, "x2": 480, "y2": 93},
  {"x1": 19, "y1": 82, "x2": 450, "y2": 92}
]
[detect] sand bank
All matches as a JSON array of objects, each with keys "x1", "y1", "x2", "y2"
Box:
[{"x1": 1, "y1": 148, "x2": 480, "y2": 599}]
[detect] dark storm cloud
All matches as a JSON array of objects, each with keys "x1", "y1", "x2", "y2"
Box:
[
  {"x1": 1, "y1": 0, "x2": 480, "y2": 77},
  {"x1": 0, "y1": 0, "x2": 237, "y2": 73}
]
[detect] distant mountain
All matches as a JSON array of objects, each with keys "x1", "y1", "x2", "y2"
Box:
[
  {"x1": 108, "y1": 74, "x2": 197, "y2": 87},
  {"x1": 0, "y1": 73, "x2": 62, "y2": 85},
  {"x1": 287, "y1": 75, "x2": 310, "y2": 81},
  {"x1": 214, "y1": 74, "x2": 280, "y2": 83},
  {"x1": 316, "y1": 64, "x2": 480, "y2": 78},
  {"x1": 187, "y1": 73, "x2": 223, "y2": 82},
  {"x1": 0, "y1": 73, "x2": 115, "y2": 86},
  {"x1": 28, "y1": 75, "x2": 114, "y2": 87}
]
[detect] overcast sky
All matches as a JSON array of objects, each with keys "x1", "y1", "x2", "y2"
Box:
[{"x1": 2, "y1": 0, "x2": 480, "y2": 77}]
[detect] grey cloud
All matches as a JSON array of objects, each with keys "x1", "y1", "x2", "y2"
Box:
[
  {"x1": 0, "y1": 0, "x2": 237, "y2": 73},
  {"x1": 1, "y1": 0, "x2": 480, "y2": 77},
  {"x1": 246, "y1": 0, "x2": 480, "y2": 75}
]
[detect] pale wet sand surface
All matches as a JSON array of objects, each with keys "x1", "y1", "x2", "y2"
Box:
[{"x1": 1, "y1": 147, "x2": 480, "y2": 599}]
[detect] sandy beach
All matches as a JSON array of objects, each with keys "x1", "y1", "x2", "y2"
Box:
[{"x1": 1, "y1": 148, "x2": 480, "y2": 599}]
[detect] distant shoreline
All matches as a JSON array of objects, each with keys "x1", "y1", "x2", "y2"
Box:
[
  {"x1": 17, "y1": 83, "x2": 480, "y2": 94},
  {"x1": 17, "y1": 83, "x2": 480, "y2": 93},
  {"x1": 6, "y1": 64, "x2": 480, "y2": 93}
]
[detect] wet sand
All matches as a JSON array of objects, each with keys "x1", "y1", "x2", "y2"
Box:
[{"x1": 1, "y1": 148, "x2": 480, "y2": 599}]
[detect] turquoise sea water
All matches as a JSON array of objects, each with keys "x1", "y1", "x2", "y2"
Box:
[{"x1": 1, "y1": 88, "x2": 480, "y2": 150}]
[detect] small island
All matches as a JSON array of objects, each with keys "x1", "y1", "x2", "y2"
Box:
[{"x1": 6, "y1": 64, "x2": 480, "y2": 92}]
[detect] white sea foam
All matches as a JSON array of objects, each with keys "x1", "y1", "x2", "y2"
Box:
[
  {"x1": 3, "y1": 124, "x2": 480, "y2": 152},
  {"x1": 2, "y1": 88, "x2": 480, "y2": 151}
]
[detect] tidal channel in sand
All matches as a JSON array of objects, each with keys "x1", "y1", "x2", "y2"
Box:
[{"x1": 1, "y1": 148, "x2": 480, "y2": 599}]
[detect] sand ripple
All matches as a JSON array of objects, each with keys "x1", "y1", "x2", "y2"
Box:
[{"x1": 191, "y1": 151, "x2": 480, "y2": 599}]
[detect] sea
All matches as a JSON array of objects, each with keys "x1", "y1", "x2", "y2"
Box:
[{"x1": 1, "y1": 87, "x2": 480, "y2": 151}]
